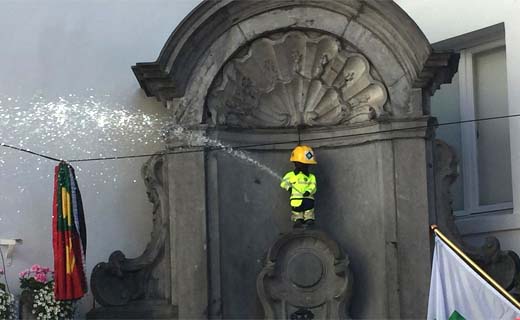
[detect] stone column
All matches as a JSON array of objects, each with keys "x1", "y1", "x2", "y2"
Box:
[
  {"x1": 168, "y1": 137, "x2": 208, "y2": 318},
  {"x1": 394, "y1": 138, "x2": 432, "y2": 317}
]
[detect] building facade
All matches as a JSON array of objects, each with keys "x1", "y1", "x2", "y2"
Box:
[
  {"x1": 398, "y1": 0, "x2": 520, "y2": 251},
  {"x1": 1, "y1": 0, "x2": 519, "y2": 318}
]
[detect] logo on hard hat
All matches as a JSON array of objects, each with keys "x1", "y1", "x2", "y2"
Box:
[{"x1": 305, "y1": 151, "x2": 313, "y2": 160}]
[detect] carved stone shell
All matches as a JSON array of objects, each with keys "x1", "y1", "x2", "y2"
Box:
[{"x1": 207, "y1": 31, "x2": 388, "y2": 128}]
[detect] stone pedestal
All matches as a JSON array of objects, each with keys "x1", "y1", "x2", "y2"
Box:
[{"x1": 257, "y1": 229, "x2": 353, "y2": 319}]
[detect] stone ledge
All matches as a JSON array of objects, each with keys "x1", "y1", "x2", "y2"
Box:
[
  {"x1": 87, "y1": 301, "x2": 178, "y2": 319},
  {"x1": 194, "y1": 117, "x2": 435, "y2": 150}
]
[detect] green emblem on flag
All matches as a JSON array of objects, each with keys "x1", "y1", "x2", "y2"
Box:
[{"x1": 449, "y1": 310, "x2": 465, "y2": 320}]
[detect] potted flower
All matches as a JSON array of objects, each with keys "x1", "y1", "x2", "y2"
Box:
[
  {"x1": 19, "y1": 265, "x2": 74, "y2": 320},
  {"x1": 0, "y1": 268, "x2": 15, "y2": 319}
]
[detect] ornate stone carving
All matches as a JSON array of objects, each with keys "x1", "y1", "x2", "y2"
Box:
[
  {"x1": 434, "y1": 140, "x2": 520, "y2": 291},
  {"x1": 166, "y1": 98, "x2": 201, "y2": 126},
  {"x1": 414, "y1": 52, "x2": 460, "y2": 97},
  {"x1": 207, "y1": 31, "x2": 388, "y2": 128},
  {"x1": 257, "y1": 229, "x2": 353, "y2": 319},
  {"x1": 90, "y1": 154, "x2": 171, "y2": 307}
]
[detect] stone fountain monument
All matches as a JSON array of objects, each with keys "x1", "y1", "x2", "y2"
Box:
[{"x1": 88, "y1": 1, "x2": 477, "y2": 318}]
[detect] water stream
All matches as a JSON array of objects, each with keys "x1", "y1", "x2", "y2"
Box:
[
  {"x1": 168, "y1": 126, "x2": 283, "y2": 181},
  {"x1": 0, "y1": 92, "x2": 283, "y2": 183}
]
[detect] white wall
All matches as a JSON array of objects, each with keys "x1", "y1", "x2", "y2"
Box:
[{"x1": 0, "y1": 0, "x2": 199, "y2": 316}]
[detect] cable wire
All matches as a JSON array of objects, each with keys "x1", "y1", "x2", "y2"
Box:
[
  {"x1": 1, "y1": 143, "x2": 63, "y2": 162},
  {"x1": 2, "y1": 113, "x2": 520, "y2": 163}
]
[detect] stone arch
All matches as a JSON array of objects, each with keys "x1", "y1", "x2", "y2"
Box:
[{"x1": 133, "y1": 0, "x2": 456, "y2": 127}]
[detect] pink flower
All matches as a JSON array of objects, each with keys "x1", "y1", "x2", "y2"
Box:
[
  {"x1": 34, "y1": 273, "x2": 47, "y2": 283},
  {"x1": 0, "y1": 268, "x2": 4, "y2": 274},
  {"x1": 19, "y1": 270, "x2": 28, "y2": 278},
  {"x1": 30, "y1": 264, "x2": 42, "y2": 272},
  {"x1": 42, "y1": 267, "x2": 50, "y2": 273}
]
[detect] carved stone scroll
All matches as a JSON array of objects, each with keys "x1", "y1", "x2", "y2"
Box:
[
  {"x1": 257, "y1": 229, "x2": 353, "y2": 319},
  {"x1": 207, "y1": 31, "x2": 388, "y2": 128},
  {"x1": 434, "y1": 140, "x2": 520, "y2": 291},
  {"x1": 89, "y1": 153, "x2": 172, "y2": 312}
]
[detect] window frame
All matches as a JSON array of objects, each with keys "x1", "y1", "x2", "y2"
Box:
[
  {"x1": 456, "y1": 39, "x2": 513, "y2": 216},
  {"x1": 432, "y1": 23, "x2": 520, "y2": 235}
]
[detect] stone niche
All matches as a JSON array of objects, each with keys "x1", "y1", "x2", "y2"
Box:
[{"x1": 127, "y1": 1, "x2": 459, "y2": 319}]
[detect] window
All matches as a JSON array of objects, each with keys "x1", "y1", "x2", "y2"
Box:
[{"x1": 431, "y1": 23, "x2": 513, "y2": 217}]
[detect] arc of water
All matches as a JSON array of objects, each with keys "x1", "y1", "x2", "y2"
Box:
[
  {"x1": 167, "y1": 126, "x2": 315, "y2": 197},
  {"x1": 168, "y1": 126, "x2": 283, "y2": 182}
]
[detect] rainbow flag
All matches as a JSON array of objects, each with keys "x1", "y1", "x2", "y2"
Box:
[{"x1": 52, "y1": 162, "x2": 87, "y2": 300}]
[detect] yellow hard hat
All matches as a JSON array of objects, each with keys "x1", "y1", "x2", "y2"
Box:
[{"x1": 290, "y1": 145, "x2": 317, "y2": 164}]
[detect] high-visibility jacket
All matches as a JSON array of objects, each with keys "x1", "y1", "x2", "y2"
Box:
[{"x1": 280, "y1": 171, "x2": 317, "y2": 207}]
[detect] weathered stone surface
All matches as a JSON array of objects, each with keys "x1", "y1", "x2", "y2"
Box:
[
  {"x1": 343, "y1": 19, "x2": 405, "y2": 87},
  {"x1": 393, "y1": 139, "x2": 432, "y2": 318},
  {"x1": 87, "y1": 301, "x2": 177, "y2": 319},
  {"x1": 316, "y1": 143, "x2": 397, "y2": 318},
  {"x1": 88, "y1": 154, "x2": 172, "y2": 317},
  {"x1": 212, "y1": 137, "x2": 435, "y2": 318},
  {"x1": 433, "y1": 140, "x2": 520, "y2": 291},
  {"x1": 126, "y1": 1, "x2": 461, "y2": 319},
  {"x1": 237, "y1": 7, "x2": 351, "y2": 41},
  {"x1": 361, "y1": 0, "x2": 431, "y2": 79},
  {"x1": 257, "y1": 230, "x2": 353, "y2": 319},
  {"x1": 133, "y1": 0, "x2": 453, "y2": 119},
  {"x1": 206, "y1": 118, "x2": 432, "y2": 150},
  {"x1": 208, "y1": 31, "x2": 387, "y2": 128},
  {"x1": 415, "y1": 52, "x2": 461, "y2": 97},
  {"x1": 167, "y1": 150, "x2": 208, "y2": 319},
  {"x1": 214, "y1": 150, "x2": 289, "y2": 318}
]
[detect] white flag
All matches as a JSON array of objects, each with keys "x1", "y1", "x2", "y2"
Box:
[{"x1": 428, "y1": 236, "x2": 520, "y2": 320}]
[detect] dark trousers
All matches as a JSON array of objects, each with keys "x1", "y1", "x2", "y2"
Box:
[{"x1": 291, "y1": 198, "x2": 315, "y2": 212}]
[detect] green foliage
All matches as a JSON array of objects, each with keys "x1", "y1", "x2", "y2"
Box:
[
  {"x1": 20, "y1": 277, "x2": 46, "y2": 291},
  {"x1": 0, "y1": 287, "x2": 14, "y2": 319}
]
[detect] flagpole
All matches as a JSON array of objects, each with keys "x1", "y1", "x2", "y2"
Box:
[{"x1": 430, "y1": 225, "x2": 520, "y2": 310}]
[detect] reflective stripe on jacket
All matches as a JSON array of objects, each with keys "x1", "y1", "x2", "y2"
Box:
[{"x1": 280, "y1": 171, "x2": 317, "y2": 207}]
